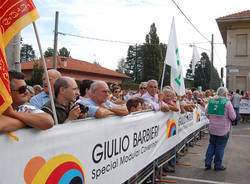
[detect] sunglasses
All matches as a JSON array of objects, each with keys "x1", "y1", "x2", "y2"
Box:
[
  {"x1": 140, "y1": 87, "x2": 147, "y2": 90},
  {"x1": 11, "y1": 85, "x2": 27, "y2": 94},
  {"x1": 114, "y1": 90, "x2": 121, "y2": 93}
]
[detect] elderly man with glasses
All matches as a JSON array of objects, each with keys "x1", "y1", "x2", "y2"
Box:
[{"x1": 3, "y1": 70, "x2": 54, "y2": 130}]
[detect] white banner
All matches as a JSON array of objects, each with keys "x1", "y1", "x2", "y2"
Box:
[
  {"x1": 0, "y1": 106, "x2": 208, "y2": 184},
  {"x1": 239, "y1": 99, "x2": 250, "y2": 114}
]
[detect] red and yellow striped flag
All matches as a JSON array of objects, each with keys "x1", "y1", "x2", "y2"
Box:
[{"x1": 0, "y1": 0, "x2": 39, "y2": 114}]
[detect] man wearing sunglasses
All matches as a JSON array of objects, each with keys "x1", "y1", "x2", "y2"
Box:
[
  {"x1": 132, "y1": 82, "x2": 148, "y2": 98},
  {"x1": 3, "y1": 71, "x2": 54, "y2": 130},
  {"x1": 30, "y1": 69, "x2": 61, "y2": 109}
]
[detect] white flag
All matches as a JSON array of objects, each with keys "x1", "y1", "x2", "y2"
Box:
[
  {"x1": 165, "y1": 17, "x2": 185, "y2": 96},
  {"x1": 191, "y1": 44, "x2": 200, "y2": 75}
]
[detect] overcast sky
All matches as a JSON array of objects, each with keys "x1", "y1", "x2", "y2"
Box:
[{"x1": 21, "y1": 0, "x2": 248, "y2": 79}]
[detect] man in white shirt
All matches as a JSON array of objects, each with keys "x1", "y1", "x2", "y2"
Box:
[{"x1": 142, "y1": 80, "x2": 168, "y2": 112}]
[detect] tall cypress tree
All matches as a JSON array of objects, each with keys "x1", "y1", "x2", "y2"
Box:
[{"x1": 142, "y1": 23, "x2": 163, "y2": 82}]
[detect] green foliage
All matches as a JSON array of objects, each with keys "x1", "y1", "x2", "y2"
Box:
[
  {"x1": 193, "y1": 52, "x2": 211, "y2": 90},
  {"x1": 26, "y1": 62, "x2": 44, "y2": 86},
  {"x1": 120, "y1": 82, "x2": 139, "y2": 90},
  {"x1": 20, "y1": 44, "x2": 36, "y2": 62},
  {"x1": 184, "y1": 78, "x2": 194, "y2": 89},
  {"x1": 186, "y1": 62, "x2": 194, "y2": 80},
  {"x1": 124, "y1": 45, "x2": 144, "y2": 83},
  {"x1": 116, "y1": 58, "x2": 126, "y2": 74},
  {"x1": 142, "y1": 23, "x2": 163, "y2": 82},
  {"x1": 159, "y1": 43, "x2": 170, "y2": 86},
  {"x1": 58, "y1": 47, "x2": 71, "y2": 57},
  {"x1": 44, "y1": 47, "x2": 54, "y2": 57},
  {"x1": 187, "y1": 52, "x2": 221, "y2": 90},
  {"x1": 210, "y1": 67, "x2": 222, "y2": 90},
  {"x1": 121, "y1": 23, "x2": 170, "y2": 85},
  {"x1": 93, "y1": 61, "x2": 101, "y2": 66}
]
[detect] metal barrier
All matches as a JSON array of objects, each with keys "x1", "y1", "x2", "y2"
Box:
[{"x1": 124, "y1": 125, "x2": 209, "y2": 184}]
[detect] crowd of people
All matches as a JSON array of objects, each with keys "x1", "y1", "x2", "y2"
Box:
[
  {"x1": 2, "y1": 69, "x2": 246, "y2": 174},
  {"x1": 1, "y1": 69, "x2": 220, "y2": 133}
]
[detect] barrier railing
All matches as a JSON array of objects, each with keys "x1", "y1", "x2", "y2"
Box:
[
  {"x1": 0, "y1": 106, "x2": 209, "y2": 184},
  {"x1": 124, "y1": 124, "x2": 208, "y2": 184}
]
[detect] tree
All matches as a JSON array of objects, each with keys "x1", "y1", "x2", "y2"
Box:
[
  {"x1": 93, "y1": 61, "x2": 101, "y2": 66},
  {"x1": 58, "y1": 47, "x2": 71, "y2": 57},
  {"x1": 210, "y1": 66, "x2": 222, "y2": 90},
  {"x1": 20, "y1": 44, "x2": 36, "y2": 62},
  {"x1": 125, "y1": 45, "x2": 144, "y2": 83},
  {"x1": 193, "y1": 52, "x2": 211, "y2": 90},
  {"x1": 116, "y1": 58, "x2": 127, "y2": 74},
  {"x1": 188, "y1": 52, "x2": 221, "y2": 90},
  {"x1": 44, "y1": 47, "x2": 54, "y2": 57},
  {"x1": 26, "y1": 62, "x2": 44, "y2": 86},
  {"x1": 159, "y1": 43, "x2": 171, "y2": 86},
  {"x1": 142, "y1": 23, "x2": 163, "y2": 82}
]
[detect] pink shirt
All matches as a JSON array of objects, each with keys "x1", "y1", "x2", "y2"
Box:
[
  {"x1": 131, "y1": 93, "x2": 142, "y2": 98},
  {"x1": 205, "y1": 101, "x2": 236, "y2": 136}
]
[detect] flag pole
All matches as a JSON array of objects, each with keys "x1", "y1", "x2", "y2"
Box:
[
  {"x1": 32, "y1": 22, "x2": 58, "y2": 125},
  {"x1": 160, "y1": 61, "x2": 167, "y2": 91}
]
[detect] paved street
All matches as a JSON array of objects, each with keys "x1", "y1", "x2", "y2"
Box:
[{"x1": 161, "y1": 121, "x2": 250, "y2": 184}]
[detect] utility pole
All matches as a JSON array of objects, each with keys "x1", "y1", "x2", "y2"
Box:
[
  {"x1": 135, "y1": 44, "x2": 138, "y2": 83},
  {"x1": 53, "y1": 11, "x2": 59, "y2": 70},
  {"x1": 210, "y1": 34, "x2": 214, "y2": 89}
]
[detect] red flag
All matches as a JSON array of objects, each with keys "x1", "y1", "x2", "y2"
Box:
[{"x1": 0, "y1": 0, "x2": 39, "y2": 114}]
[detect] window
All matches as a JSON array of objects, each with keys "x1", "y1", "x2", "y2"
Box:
[{"x1": 236, "y1": 34, "x2": 248, "y2": 56}]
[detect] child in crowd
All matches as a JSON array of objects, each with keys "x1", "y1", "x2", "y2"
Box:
[{"x1": 126, "y1": 97, "x2": 143, "y2": 113}]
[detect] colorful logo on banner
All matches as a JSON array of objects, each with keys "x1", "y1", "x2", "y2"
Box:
[
  {"x1": 24, "y1": 154, "x2": 85, "y2": 184},
  {"x1": 196, "y1": 110, "x2": 200, "y2": 123},
  {"x1": 166, "y1": 119, "x2": 177, "y2": 139}
]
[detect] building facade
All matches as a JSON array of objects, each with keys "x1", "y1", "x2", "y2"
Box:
[{"x1": 217, "y1": 10, "x2": 250, "y2": 92}]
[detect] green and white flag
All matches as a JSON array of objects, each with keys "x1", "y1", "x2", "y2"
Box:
[{"x1": 165, "y1": 17, "x2": 185, "y2": 96}]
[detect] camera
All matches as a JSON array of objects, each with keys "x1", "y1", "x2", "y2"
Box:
[
  {"x1": 71, "y1": 103, "x2": 89, "y2": 113},
  {"x1": 197, "y1": 98, "x2": 202, "y2": 104},
  {"x1": 77, "y1": 103, "x2": 89, "y2": 113}
]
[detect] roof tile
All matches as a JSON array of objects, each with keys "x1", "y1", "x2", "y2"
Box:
[
  {"x1": 21, "y1": 56, "x2": 130, "y2": 78},
  {"x1": 219, "y1": 10, "x2": 250, "y2": 19}
]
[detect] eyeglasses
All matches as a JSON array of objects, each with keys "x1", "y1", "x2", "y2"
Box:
[
  {"x1": 140, "y1": 87, "x2": 147, "y2": 90},
  {"x1": 114, "y1": 90, "x2": 121, "y2": 93},
  {"x1": 11, "y1": 85, "x2": 27, "y2": 94}
]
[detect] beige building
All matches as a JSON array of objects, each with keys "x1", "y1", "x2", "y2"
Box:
[{"x1": 217, "y1": 10, "x2": 250, "y2": 92}]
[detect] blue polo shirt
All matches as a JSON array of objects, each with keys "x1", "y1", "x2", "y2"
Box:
[
  {"x1": 77, "y1": 98, "x2": 118, "y2": 117},
  {"x1": 30, "y1": 91, "x2": 50, "y2": 109}
]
